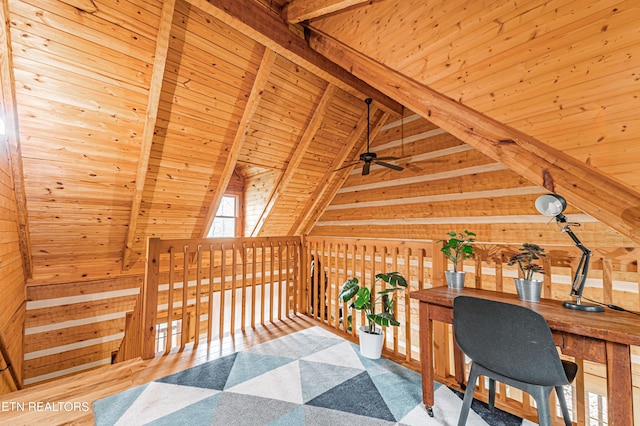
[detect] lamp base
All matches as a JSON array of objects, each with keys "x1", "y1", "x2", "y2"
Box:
[{"x1": 562, "y1": 300, "x2": 604, "y2": 312}]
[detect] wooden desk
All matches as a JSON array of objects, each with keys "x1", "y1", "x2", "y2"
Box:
[{"x1": 410, "y1": 287, "x2": 640, "y2": 425}]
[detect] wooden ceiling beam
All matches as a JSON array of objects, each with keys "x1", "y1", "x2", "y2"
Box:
[
  {"x1": 1, "y1": 0, "x2": 32, "y2": 278},
  {"x1": 185, "y1": 0, "x2": 402, "y2": 115},
  {"x1": 294, "y1": 104, "x2": 390, "y2": 236},
  {"x1": 122, "y1": 0, "x2": 176, "y2": 270},
  {"x1": 308, "y1": 29, "x2": 640, "y2": 244},
  {"x1": 199, "y1": 48, "x2": 277, "y2": 238},
  {"x1": 250, "y1": 84, "x2": 337, "y2": 237},
  {"x1": 283, "y1": 0, "x2": 370, "y2": 24}
]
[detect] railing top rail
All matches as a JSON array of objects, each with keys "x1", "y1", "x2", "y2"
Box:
[
  {"x1": 153, "y1": 236, "x2": 302, "y2": 252},
  {"x1": 304, "y1": 236, "x2": 640, "y2": 262}
]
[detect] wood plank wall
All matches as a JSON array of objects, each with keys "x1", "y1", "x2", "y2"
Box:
[
  {"x1": 243, "y1": 169, "x2": 278, "y2": 236},
  {"x1": 22, "y1": 276, "x2": 141, "y2": 386},
  {"x1": 310, "y1": 113, "x2": 639, "y2": 250},
  {"x1": 0, "y1": 128, "x2": 26, "y2": 393},
  {"x1": 9, "y1": 0, "x2": 161, "y2": 281}
]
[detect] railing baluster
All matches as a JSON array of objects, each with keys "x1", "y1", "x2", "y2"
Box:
[
  {"x1": 181, "y1": 245, "x2": 189, "y2": 350},
  {"x1": 251, "y1": 242, "x2": 257, "y2": 328},
  {"x1": 241, "y1": 242, "x2": 247, "y2": 331},
  {"x1": 194, "y1": 245, "x2": 202, "y2": 348},
  {"x1": 269, "y1": 242, "x2": 274, "y2": 323},
  {"x1": 404, "y1": 247, "x2": 411, "y2": 362},
  {"x1": 208, "y1": 245, "x2": 215, "y2": 343},
  {"x1": 260, "y1": 242, "x2": 266, "y2": 326},
  {"x1": 230, "y1": 243, "x2": 237, "y2": 336},
  {"x1": 219, "y1": 244, "x2": 226, "y2": 339},
  {"x1": 278, "y1": 242, "x2": 283, "y2": 321},
  {"x1": 166, "y1": 246, "x2": 175, "y2": 354}
]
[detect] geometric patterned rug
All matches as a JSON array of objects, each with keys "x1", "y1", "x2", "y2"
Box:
[{"x1": 93, "y1": 326, "x2": 536, "y2": 425}]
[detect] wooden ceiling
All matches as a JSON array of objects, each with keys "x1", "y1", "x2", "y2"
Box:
[{"x1": 2, "y1": 0, "x2": 639, "y2": 282}]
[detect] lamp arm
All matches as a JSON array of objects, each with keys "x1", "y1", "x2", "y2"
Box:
[{"x1": 562, "y1": 225, "x2": 591, "y2": 298}]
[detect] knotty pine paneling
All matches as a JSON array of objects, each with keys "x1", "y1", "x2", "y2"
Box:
[
  {"x1": 10, "y1": 0, "x2": 158, "y2": 281},
  {"x1": 125, "y1": 2, "x2": 266, "y2": 264},
  {"x1": 256, "y1": 88, "x2": 365, "y2": 236},
  {"x1": 310, "y1": 113, "x2": 639, "y2": 249},
  {"x1": 0, "y1": 131, "x2": 27, "y2": 391},
  {"x1": 23, "y1": 276, "x2": 142, "y2": 385},
  {"x1": 312, "y1": 0, "x2": 640, "y2": 191},
  {"x1": 244, "y1": 169, "x2": 279, "y2": 236}
]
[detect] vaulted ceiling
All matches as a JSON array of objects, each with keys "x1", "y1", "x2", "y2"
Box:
[{"x1": 1, "y1": 0, "x2": 639, "y2": 282}]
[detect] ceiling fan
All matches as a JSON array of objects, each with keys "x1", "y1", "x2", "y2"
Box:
[{"x1": 338, "y1": 98, "x2": 404, "y2": 176}]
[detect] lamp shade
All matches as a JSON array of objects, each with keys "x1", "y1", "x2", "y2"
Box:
[{"x1": 535, "y1": 194, "x2": 567, "y2": 217}]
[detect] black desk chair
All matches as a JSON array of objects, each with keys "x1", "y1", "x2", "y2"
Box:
[{"x1": 453, "y1": 296, "x2": 577, "y2": 426}]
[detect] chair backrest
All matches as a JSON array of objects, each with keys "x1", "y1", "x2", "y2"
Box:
[{"x1": 453, "y1": 296, "x2": 569, "y2": 387}]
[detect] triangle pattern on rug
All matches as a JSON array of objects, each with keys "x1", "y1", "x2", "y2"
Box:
[
  {"x1": 306, "y1": 371, "x2": 396, "y2": 421},
  {"x1": 225, "y1": 351, "x2": 295, "y2": 389},
  {"x1": 144, "y1": 393, "x2": 222, "y2": 426},
  {"x1": 156, "y1": 352, "x2": 237, "y2": 390},
  {"x1": 93, "y1": 383, "x2": 149, "y2": 426},
  {"x1": 93, "y1": 326, "x2": 529, "y2": 425},
  {"x1": 113, "y1": 381, "x2": 219, "y2": 425},
  {"x1": 209, "y1": 392, "x2": 298, "y2": 425},
  {"x1": 298, "y1": 359, "x2": 362, "y2": 402},
  {"x1": 226, "y1": 359, "x2": 304, "y2": 404},
  {"x1": 302, "y1": 339, "x2": 364, "y2": 370}
]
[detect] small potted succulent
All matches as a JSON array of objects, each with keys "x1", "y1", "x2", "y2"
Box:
[
  {"x1": 438, "y1": 230, "x2": 476, "y2": 289},
  {"x1": 337, "y1": 272, "x2": 408, "y2": 359},
  {"x1": 508, "y1": 243, "x2": 546, "y2": 301}
]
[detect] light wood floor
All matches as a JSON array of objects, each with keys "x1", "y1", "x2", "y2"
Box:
[{"x1": 0, "y1": 315, "x2": 321, "y2": 425}]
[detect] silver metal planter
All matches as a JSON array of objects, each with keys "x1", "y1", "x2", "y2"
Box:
[
  {"x1": 514, "y1": 278, "x2": 542, "y2": 302},
  {"x1": 445, "y1": 271, "x2": 466, "y2": 289}
]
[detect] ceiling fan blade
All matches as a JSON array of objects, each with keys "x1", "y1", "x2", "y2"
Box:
[
  {"x1": 376, "y1": 161, "x2": 404, "y2": 171},
  {"x1": 376, "y1": 156, "x2": 398, "y2": 161},
  {"x1": 362, "y1": 161, "x2": 371, "y2": 176},
  {"x1": 334, "y1": 161, "x2": 360, "y2": 172}
]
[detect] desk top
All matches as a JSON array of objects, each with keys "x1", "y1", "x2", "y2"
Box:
[{"x1": 411, "y1": 287, "x2": 640, "y2": 347}]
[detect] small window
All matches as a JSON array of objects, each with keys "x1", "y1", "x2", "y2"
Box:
[{"x1": 208, "y1": 195, "x2": 238, "y2": 237}]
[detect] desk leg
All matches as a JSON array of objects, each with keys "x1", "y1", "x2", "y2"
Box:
[
  {"x1": 606, "y1": 342, "x2": 633, "y2": 426},
  {"x1": 419, "y1": 302, "x2": 435, "y2": 416},
  {"x1": 607, "y1": 342, "x2": 633, "y2": 426}
]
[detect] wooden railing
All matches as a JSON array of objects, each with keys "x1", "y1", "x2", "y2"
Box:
[
  {"x1": 139, "y1": 236, "x2": 302, "y2": 359},
  {"x1": 303, "y1": 236, "x2": 640, "y2": 425},
  {"x1": 133, "y1": 235, "x2": 640, "y2": 424}
]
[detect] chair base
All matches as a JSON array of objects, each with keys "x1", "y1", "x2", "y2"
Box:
[{"x1": 458, "y1": 362, "x2": 572, "y2": 426}]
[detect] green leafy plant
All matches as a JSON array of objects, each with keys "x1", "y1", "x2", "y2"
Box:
[
  {"x1": 337, "y1": 272, "x2": 408, "y2": 335},
  {"x1": 508, "y1": 243, "x2": 546, "y2": 280},
  {"x1": 438, "y1": 230, "x2": 476, "y2": 272}
]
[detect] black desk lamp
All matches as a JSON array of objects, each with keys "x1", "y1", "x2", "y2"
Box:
[{"x1": 535, "y1": 194, "x2": 604, "y2": 312}]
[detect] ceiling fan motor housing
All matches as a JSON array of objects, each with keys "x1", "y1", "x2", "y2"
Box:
[{"x1": 360, "y1": 152, "x2": 377, "y2": 162}]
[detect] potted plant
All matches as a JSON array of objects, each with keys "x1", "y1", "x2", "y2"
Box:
[
  {"x1": 438, "y1": 230, "x2": 476, "y2": 289},
  {"x1": 507, "y1": 243, "x2": 546, "y2": 301},
  {"x1": 337, "y1": 272, "x2": 408, "y2": 359}
]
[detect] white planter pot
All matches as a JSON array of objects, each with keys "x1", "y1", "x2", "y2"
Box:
[
  {"x1": 358, "y1": 326, "x2": 384, "y2": 359},
  {"x1": 445, "y1": 271, "x2": 466, "y2": 289},
  {"x1": 514, "y1": 278, "x2": 542, "y2": 302}
]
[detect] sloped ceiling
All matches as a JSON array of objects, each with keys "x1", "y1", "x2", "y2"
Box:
[{"x1": 2, "y1": 0, "x2": 639, "y2": 282}]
